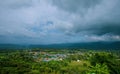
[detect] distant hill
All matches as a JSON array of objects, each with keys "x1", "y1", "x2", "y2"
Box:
[{"x1": 0, "y1": 41, "x2": 120, "y2": 50}]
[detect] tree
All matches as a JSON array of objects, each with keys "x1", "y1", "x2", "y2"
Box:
[
  {"x1": 87, "y1": 64, "x2": 109, "y2": 74},
  {"x1": 89, "y1": 52, "x2": 120, "y2": 74}
]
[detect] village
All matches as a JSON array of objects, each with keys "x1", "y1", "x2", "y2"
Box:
[
  {"x1": 28, "y1": 49, "x2": 86, "y2": 62},
  {"x1": 29, "y1": 51, "x2": 67, "y2": 62}
]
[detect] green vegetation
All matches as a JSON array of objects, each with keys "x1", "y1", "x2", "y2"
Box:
[{"x1": 0, "y1": 49, "x2": 120, "y2": 74}]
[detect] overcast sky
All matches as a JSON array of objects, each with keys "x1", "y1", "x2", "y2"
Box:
[{"x1": 0, "y1": 0, "x2": 120, "y2": 44}]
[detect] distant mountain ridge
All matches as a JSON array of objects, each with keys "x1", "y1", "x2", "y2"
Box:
[{"x1": 0, "y1": 41, "x2": 120, "y2": 50}]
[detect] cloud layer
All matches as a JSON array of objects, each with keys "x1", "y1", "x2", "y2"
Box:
[{"x1": 0, "y1": 0, "x2": 120, "y2": 44}]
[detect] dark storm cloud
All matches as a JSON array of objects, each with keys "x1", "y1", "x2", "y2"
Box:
[
  {"x1": 72, "y1": 23, "x2": 120, "y2": 36},
  {"x1": 51, "y1": 0, "x2": 120, "y2": 36},
  {"x1": 51, "y1": 0, "x2": 101, "y2": 14}
]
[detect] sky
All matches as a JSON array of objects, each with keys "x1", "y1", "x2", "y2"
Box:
[{"x1": 0, "y1": 0, "x2": 120, "y2": 44}]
